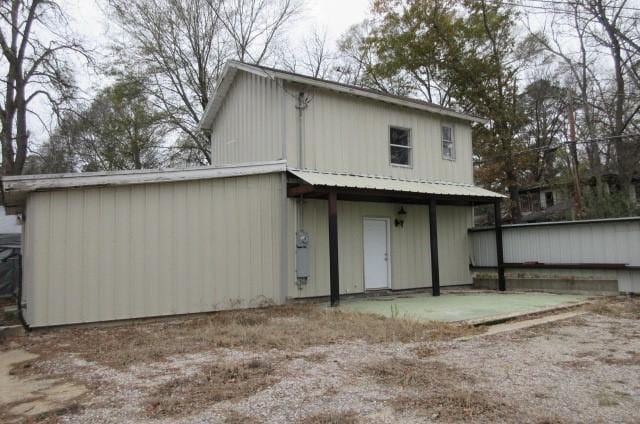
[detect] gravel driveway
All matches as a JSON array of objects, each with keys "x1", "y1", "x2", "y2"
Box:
[{"x1": 0, "y1": 298, "x2": 638, "y2": 423}]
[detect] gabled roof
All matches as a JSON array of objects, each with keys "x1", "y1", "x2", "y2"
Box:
[{"x1": 199, "y1": 61, "x2": 488, "y2": 130}]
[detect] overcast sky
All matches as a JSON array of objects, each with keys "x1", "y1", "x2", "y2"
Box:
[
  {"x1": 27, "y1": 0, "x2": 372, "y2": 144},
  {"x1": 64, "y1": 0, "x2": 372, "y2": 60}
]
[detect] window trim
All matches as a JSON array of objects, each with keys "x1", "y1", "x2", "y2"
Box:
[
  {"x1": 441, "y1": 123, "x2": 456, "y2": 161},
  {"x1": 389, "y1": 125, "x2": 413, "y2": 168}
]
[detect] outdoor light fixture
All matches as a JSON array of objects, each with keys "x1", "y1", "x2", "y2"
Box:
[{"x1": 395, "y1": 207, "x2": 407, "y2": 227}]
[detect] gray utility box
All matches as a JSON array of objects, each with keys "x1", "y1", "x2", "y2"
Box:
[{"x1": 296, "y1": 230, "x2": 310, "y2": 280}]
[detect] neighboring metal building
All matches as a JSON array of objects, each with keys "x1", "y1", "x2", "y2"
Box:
[
  {"x1": 2, "y1": 61, "x2": 506, "y2": 327},
  {"x1": 470, "y1": 217, "x2": 640, "y2": 293}
]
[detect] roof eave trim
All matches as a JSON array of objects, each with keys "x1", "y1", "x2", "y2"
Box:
[
  {"x1": 2, "y1": 161, "x2": 287, "y2": 207},
  {"x1": 287, "y1": 168, "x2": 506, "y2": 199},
  {"x1": 199, "y1": 63, "x2": 239, "y2": 130}
]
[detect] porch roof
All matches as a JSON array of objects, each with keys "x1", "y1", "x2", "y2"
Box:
[{"x1": 287, "y1": 168, "x2": 505, "y2": 205}]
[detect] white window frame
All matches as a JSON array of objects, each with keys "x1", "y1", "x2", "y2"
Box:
[
  {"x1": 441, "y1": 123, "x2": 456, "y2": 161},
  {"x1": 389, "y1": 126, "x2": 412, "y2": 168}
]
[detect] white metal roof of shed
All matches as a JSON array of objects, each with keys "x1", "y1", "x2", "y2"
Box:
[
  {"x1": 288, "y1": 168, "x2": 505, "y2": 199},
  {"x1": 1, "y1": 161, "x2": 287, "y2": 212}
]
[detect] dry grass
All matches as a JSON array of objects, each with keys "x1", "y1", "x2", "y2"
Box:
[
  {"x1": 364, "y1": 358, "x2": 512, "y2": 422},
  {"x1": 412, "y1": 344, "x2": 437, "y2": 358},
  {"x1": 144, "y1": 358, "x2": 277, "y2": 418},
  {"x1": 556, "y1": 359, "x2": 594, "y2": 369},
  {"x1": 9, "y1": 304, "x2": 481, "y2": 369},
  {"x1": 364, "y1": 358, "x2": 474, "y2": 388},
  {"x1": 297, "y1": 411, "x2": 359, "y2": 424},
  {"x1": 224, "y1": 411, "x2": 262, "y2": 424},
  {"x1": 600, "y1": 352, "x2": 640, "y2": 366},
  {"x1": 585, "y1": 296, "x2": 640, "y2": 319}
]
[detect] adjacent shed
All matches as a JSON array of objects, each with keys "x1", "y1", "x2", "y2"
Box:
[{"x1": 3, "y1": 162, "x2": 288, "y2": 327}]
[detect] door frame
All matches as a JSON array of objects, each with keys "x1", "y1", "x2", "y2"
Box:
[{"x1": 362, "y1": 216, "x2": 392, "y2": 290}]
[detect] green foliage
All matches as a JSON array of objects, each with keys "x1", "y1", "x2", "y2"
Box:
[
  {"x1": 35, "y1": 74, "x2": 169, "y2": 172},
  {"x1": 23, "y1": 135, "x2": 76, "y2": 175},
  {"x1": 516, "y1": 79, "x2": 569, "y2": 185},
  {"x1": 366, "y1": 0, "x2": 528, "y2": 218},
  {"x1": 582, "y1": 191, "x2": 639, "y2": 219}
]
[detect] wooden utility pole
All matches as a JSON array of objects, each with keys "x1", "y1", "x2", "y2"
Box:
[{"x1": 567, "y1": 96, "x2": 583, "y2": 218}]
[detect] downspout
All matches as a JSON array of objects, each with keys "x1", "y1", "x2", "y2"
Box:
[
  {"x1": 295, "y1": 91, "x2": 309, "y2": 291},
  {"x1": 15, "y1": 250, "x2": 29, "y2": 331},
  {"x1": 296, "y1": 91, "x2": 307, "y2": 169},
  {"x1": 295, "y1": 92, "x2": 308, "y2": 232}
]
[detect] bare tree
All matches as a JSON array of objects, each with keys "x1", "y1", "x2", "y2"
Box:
[
  {"x1": 335, "y1": 20, "x2": 414, "y2": 95},
  {"x1": 0, "y1": 0, "x2": 89, "y2": 175},
  {"x1": 583, "y1": 0, "x2": 640, "y2": 198},
  {"x1": 525, "y1": 1, "x2": 640, "y2": 203},
  {"x1": 110, "y1": 0, "x2": 301, "y2": 165},
  {"x1": 109, "y1": 0, "x2": 229, "y2": 165},
  {"x1": 277, "y1": 28, "x2": 337, "y2": 79},
  {"x1": 213, "y1": 0, "x2": 302, "y2": 64}
]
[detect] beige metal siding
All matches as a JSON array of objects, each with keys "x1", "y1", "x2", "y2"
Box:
[
  {"x1": 288, "y1": 199, "x2": 473, "y2": 298},
  {"x1": 469, "y1": 218, "x2": 640, "y2": 293},
  {"x1": 211, "y1": 72, "x2": 286, "y2": 165},
  {"x1": 23, "y1": 173, "x2": 284, "y2": 327},
  {"x1": 470, "y1": 219, "x2": 640, "y2": 267},
  {"x1": 209, "y1": 71, "x2": 475, "y2": 184},
  {"x1": 286, "y1": 88, "x2": 474, "y2": 184}
]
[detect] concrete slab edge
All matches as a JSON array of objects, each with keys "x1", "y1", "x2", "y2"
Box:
[
  {"x1": 459, "y1": 310, "x2": 587, "y2": 341},
  {"x1": 461, "y1": 300, "x2": 593, "y2": 327}
]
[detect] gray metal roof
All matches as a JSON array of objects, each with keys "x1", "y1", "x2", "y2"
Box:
[
  {"x1": 200, "y1": 61, "x2": 488, "y2": 129},
  {"x1": 288, "y1": 168, "x2": 505, "y2": 199}
]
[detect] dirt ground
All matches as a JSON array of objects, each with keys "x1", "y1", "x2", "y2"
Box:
[{"x1": 0, "y1": 297, "x2": 638, "y2": 423}]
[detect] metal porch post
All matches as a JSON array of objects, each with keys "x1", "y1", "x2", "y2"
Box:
[
  {"x1": 428, "y1": 197, "x2": 440, "y2": 297},
  {"x1": 494, "y1": 199, "x2": 506, "y2": 291},
  {"x1": 328, "y1": 190, "x2": 340, "y2": 306}
]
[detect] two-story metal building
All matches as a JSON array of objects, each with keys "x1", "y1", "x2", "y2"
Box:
[{"x1": 2, "y1": 61, "x2": 504, "y2": 327}]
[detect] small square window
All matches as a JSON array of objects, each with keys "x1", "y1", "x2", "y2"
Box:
[
  {"x1": 441, "y1": 124, "x2": 455, "y2": 160},
  {"x1": 390, "y1": 127, "x2": 411, "y2": 166}
]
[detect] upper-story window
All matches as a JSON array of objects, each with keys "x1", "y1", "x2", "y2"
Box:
[
  {"x1": 390, "y1": 127, "x2": 411, "y2": 166},
  {"x1": 441, "y1": 124, "x2": 455, "y2": 160}
]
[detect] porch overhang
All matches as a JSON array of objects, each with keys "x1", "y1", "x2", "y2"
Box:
[
  {"x1": 286, "y1": 168, "x2": 507, "y2": 305},
  {"x1": 286, "y1": 168, "x2": 506, "y2": 205}
]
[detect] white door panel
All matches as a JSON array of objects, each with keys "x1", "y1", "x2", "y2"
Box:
[{"x1": 363, "y1": 218, "x2": 390, "y2": 289}]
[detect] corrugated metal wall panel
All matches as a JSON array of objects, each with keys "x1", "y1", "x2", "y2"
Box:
[
  {"x1": 469, "y1": 219, "x2": 640, "y2": 293},
  {"x1": 286, "y1": 88, "x2": 474, "y2": 184},
  {"x1": 211, "y1": 72, "x2": 285, "y2": 166},
  {"x1": 23, "y1": 173, "x2": 284, "y2": 327},
  {"x1": 288, "y1": 200, "x2": 472, "y2": 298},
  {"x1": 470, "y1": 220, "x2": 640, "y2": 267},
  {"x1": 210, "y1": 70, "x2": 475, "y2": 185}
]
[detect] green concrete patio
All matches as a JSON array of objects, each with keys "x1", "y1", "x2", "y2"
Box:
[{"x1": 338, "y1": 291, "x2": 589, "y2": 322}]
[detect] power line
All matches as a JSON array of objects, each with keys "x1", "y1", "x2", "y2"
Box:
[
  {"x1": 473, "y1": 132, "x2": 640, "y2": 163},
  {"x1": 528, "y1": 0, "x2": 640, "y2": 13},
  {"x1": 484, "y1": 0, "x2": 640, "y2": 19}
]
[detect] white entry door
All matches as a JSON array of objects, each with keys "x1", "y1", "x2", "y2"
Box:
[{"x1": 363, "y1": 218, "x2": 390, "y2": 290}]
